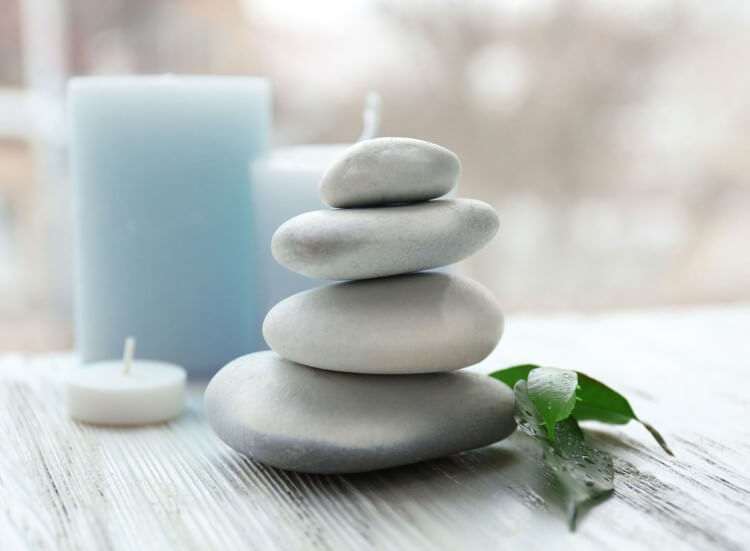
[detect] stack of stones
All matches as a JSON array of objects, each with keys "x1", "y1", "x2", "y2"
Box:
[{"x1": 205, "y1": 138, "x2": 516, "y2": 474}]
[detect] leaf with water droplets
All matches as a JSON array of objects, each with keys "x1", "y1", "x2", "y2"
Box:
[
  {"x1": 526, "y1": 367, "x2": 578, "y2": 441},
  {"x1": 490, "y1": 365, "x2": 673, "y2": 455},
  {"x1": 514, "y1": 380, "x2": 614, "y2": 530}
]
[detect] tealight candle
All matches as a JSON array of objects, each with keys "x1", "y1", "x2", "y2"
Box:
[{"x1": 68, "y1": 337, "x2": 186, "y2": 425}]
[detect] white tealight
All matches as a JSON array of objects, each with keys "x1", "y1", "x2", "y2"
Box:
[{"x1": 68, "y1": 338, "x2": 186, "y2": 425}]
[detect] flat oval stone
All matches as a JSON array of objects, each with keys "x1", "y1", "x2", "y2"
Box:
[
  {"x1": 204, "y1": 351, "x2": 516, "y2": 473},
  {"x1": 271, "y1": 198, "x2": 499, "y2": 280},
  {"x1": 319, "y1": 137, "x2": 460, "y2": 208},
  {"x1": 263, "y1": 273, "x2": 503, "y2": 374}
]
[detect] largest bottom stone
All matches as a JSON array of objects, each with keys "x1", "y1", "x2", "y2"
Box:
[{"x1": 205, "y1": 351, "x2": 516, "y2": 474}]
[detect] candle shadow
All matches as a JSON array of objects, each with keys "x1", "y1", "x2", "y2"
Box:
[{"x1": 67, "y1": 399, "x2": 207, "y2": 430}]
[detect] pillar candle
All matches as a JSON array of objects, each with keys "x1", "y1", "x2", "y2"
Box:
[
  {"x1": 249, "y1": 93, "x2": 384, "y2": 346},
  {"x1": 250, "y1": 144, "x2": 347, "y2": 342},
  {"x1": 69, "y1": 75, "x2": 271, "y2": 377},
  {"x1": 248, "y1": 94, "x2": 455, "y2": 344}
]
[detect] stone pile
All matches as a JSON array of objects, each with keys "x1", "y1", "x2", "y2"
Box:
[{"x1": 205, "y1": 137, "x2": 516, "y2": 473}]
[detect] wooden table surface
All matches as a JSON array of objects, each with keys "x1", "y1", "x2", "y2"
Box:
[{"x1": 1, "y1": 304, "x2": 749, "y2": 550}]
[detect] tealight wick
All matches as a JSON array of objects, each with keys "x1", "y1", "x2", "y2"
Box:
[
  {"x1": 122, "y1": 336, "x2": 136, "y2": 375},
  {"x1": 357, "y1": 91, "x2": 382, "y2": 142}
]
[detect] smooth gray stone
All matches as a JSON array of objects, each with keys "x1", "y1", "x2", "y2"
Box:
[
  {"x1": 271, "y1": 198, "x2": 499, "y2": 280},
  {"x1": 319, "y1": 137, "x2": 460, "y2": 208},
  {"x1": 263, "y1": 273, "x2": 503, "y2": 374},
  {"x1": 204, "y1": 351, "x2": 516, "y2": 474}
]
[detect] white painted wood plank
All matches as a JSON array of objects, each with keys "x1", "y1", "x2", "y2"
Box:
[{"x1": 1, "y1": 304, "x2": 749, "y2": 550}]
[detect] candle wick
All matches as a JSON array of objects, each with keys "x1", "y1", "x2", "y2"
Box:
[
  {"x1": 122, "y1": 336, "x2": 136, "y2": 375},
  {"x1": 357, "y1": 91, "x2": 381, "y2": 142}
]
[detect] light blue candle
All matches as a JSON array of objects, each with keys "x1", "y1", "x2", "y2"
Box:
[{"x1": 69, "y1": 75, "x2": 271, "y2": 377}]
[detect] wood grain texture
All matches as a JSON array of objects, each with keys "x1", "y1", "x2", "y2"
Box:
[{"x1": 1, "y1": 304, "x2": 749, "y2": 550}]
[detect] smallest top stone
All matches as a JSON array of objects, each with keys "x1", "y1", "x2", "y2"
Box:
[{"x1": 319, "y1": 137, "x2": 460, "y2": 208}]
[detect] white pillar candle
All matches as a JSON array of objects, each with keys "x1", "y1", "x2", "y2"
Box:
[
  {"x1": 67, "y1": 337, "x2": 186, "y2": 425},
  {"x1": 250, "y1": 144, "x2": 346, "y2": 338},
  {"x1": 249, "y1": 94, "x2": 382, "y2": 342}
]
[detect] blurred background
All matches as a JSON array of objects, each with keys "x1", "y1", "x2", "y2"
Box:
[{"x1": 1, "y1": 0, "x2": 749, "y2": 352}]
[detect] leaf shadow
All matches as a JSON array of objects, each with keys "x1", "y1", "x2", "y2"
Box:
[{"x1": 584, "y1": 426, "x2": 656, "y2": 455}]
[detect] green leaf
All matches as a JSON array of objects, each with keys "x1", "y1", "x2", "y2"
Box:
[
  {"x1": 489, "y1": 365, "x2": 673, "y2": 455},
  {"x1": 572, "y1": 372, "x2": 636, "y2": 424},
  {"x1": 489, "y1": 364, "x2": 535, "y2": 388},
  {"x1": 526, "y1": 367, "x2": 578, "y2": 441},
  {"x1": 514, "y1": 380, "x2": 614, "y2": 530},
  {"x1": 572, "y1": 373, "x2": 673, "y2": 456}
]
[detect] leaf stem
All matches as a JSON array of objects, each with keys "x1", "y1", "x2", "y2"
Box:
[{"x1": 640, "y1": 421, "x2": 674, "y2": 456}]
